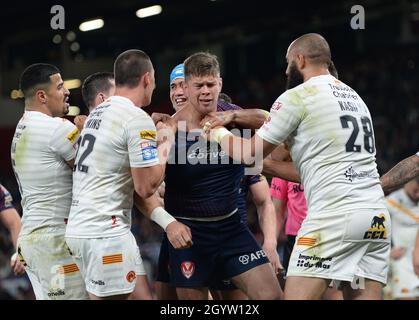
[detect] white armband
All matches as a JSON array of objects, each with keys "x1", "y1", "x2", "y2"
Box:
[
  {"x1": 261, "y1": 109, "x2": 270, "y2": 119},
  {"x1": 150, "y1": 207, "x2": 176, "y2": 231},
  {"x1": 212, "y1": 127, "x2": 233, "y2": 144},
  {"x1": 11, "y1": 252, "x2": 18, "y2": 262}
]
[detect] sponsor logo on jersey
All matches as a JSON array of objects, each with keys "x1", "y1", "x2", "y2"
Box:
[
  {"x1": 140, "y1": 141, "x2": 156, "y2": 149},
  {"x1": 181, "y1": 261, "x2": 195, "y2": 279},
  {"x1": 111, "y1": 215, "x2": 118, "y2": 228},
  {"x1": 363, "y1": 214, "x2": 387, "y2": 239},
  {"x1": 292, "y1": 184, "x2": 304, "y2": 193},
  {"x1": 67, "y1": 128, "x2": 80, "y2": 143},
  {"x1": 238, "y1": 250, "x2": 267, "y2": 265},
  {"x1": 141, "y1": 146, "x2": 158, "y2": 161},
  {"x1": 296, "y1": 254, "x2": 333, "y2": 270},
  {"x1": 139, "y1": 130, "x2": 156, "y2": 140},
  {"x1": 344, "y1": 166, "x2": 374, "y2": 182},
  {"x1": 126, "y1": 271, "x2": 136, "y2": 283}
]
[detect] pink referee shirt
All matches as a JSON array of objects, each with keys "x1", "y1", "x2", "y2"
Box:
[{"x1": 270, "y1": 177, "x2": 307, "y2": 236}]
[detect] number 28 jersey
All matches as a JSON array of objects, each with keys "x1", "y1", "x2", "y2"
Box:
[
  {"x1": 257, "y1": 75, "x2": 386, "y2": 217},
  {"x1": 66, "y1": 96, "x2": 160, "y2": 238}
]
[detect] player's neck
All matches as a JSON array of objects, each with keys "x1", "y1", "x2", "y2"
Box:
[
  {"x1": 178, "y1": 104, "x2": 205, "y2": 130},
  {"x1": 25, "y1": 102, "x2": 52, "y2": 117},
  {"x1": 303, "y1": 67, "x2": 330, "y2": 82},
  {"x1": 114, "y1": 87, "x2": 144, "y2": 107}
]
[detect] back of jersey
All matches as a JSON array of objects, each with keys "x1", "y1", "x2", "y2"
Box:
[
  {"x1": 258, "y1": 75, "x2": 385, "y2": 217},
  {"x1": 67, "y1": 96, "x2": 159, "y2": 238}
]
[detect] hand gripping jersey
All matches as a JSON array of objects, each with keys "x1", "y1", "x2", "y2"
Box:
[
  {"x1": 164, "y1": 131, "x2": 243, "y2": 219},
  {"x1": 164, "y1": 100, "x2": 245, "y2": 219}
]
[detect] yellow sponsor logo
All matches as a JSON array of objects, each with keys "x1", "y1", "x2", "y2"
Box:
[
  {"x1": 363, "y1": 214, "x2": 387, "y2": 239},
  {"x1": 67, "y1": 128, "x2": 80, "y2": 143},
  {"x1": 139, "y1": 130, "x2": 156, "y2": 140}
]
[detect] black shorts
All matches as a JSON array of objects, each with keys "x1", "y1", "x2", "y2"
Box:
[{"x1": 167, "y1": 212, "x2": 269, "y2": 288}]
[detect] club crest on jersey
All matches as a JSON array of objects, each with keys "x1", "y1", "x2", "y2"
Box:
[
  {"x1": 111, "y1": 215, "x2": 118, "y2": 228},
  {"x1": 363, "y1": 214, "x2": 387, "y2": 239},
  {"x1": 139, "y1": 130, "x2": 156, "y2": 140},
  {"x1": 181, "y1": 261, "x2": 195, "y2": 279},
  {"x1": 271, "y1": 101, "x2": 282, "y2": 111},
  {"x1": 126, "y1": 271, "x2": 136, "y2": 283}
]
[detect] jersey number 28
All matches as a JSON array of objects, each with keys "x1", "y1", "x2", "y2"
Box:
[{"x1": 340, "y1": 115, "x2": 375, "y2": 154}]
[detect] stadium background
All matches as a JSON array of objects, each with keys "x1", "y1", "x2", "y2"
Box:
[{"x1": 0, "y1": 0, "x2": 417, "y2": 299}]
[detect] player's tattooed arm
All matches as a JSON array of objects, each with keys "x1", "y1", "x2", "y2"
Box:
[{"x1": 380, "y1": 154, "x2": 419, "y2": 192}]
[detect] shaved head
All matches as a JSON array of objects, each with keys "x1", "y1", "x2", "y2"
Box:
[
  {"x1": 285, "y1": 33, "x2": 334, "y2": 89},
  {"x1": 287, "y1": 33, "x2": 332, "y2": 68}
]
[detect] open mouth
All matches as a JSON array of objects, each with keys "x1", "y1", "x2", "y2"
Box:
[
  {"x1": 200, "y1": 99, "x2": 212, "y2": 107},
  {"x1": 175, "y1": 97, "x2": 187, "y2": 106}
]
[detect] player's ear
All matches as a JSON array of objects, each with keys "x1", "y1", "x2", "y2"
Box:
[
  {"x1": 219, "y1": 77, "x2": 223, "y2": 91},
  {"x1": 297, "y1": 54, "x2": 305, "y2": 70},
  {"x1": 36, "y1": 89, "x2": 48, "y2": 104},
  {"x1": 143, "y1": 72, "x2": 150, "y2": 88}
]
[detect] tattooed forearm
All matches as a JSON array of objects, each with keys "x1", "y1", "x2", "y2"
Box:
[{"x1": 380, "y1": 154, "x2": 419, "y2": 192}]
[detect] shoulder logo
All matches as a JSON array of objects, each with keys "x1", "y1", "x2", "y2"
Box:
[
  {"x1": 271, "y1": 101, "x2": 283, "y2": 111},
  {"x1": 139, "y1": 130, "x2": 156, "y2": 140},
  {"x1": 67, "y1": 128, "x2": 80, "y2": 143}
]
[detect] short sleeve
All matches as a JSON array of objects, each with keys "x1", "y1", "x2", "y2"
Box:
[
  {"x1": 0, "y1": 185, "x2": 14, "y2": 212},
  {"x1": 247, "y1": 174, "x2": 265, "y2": 187},
  {"x1": 49, "y1": 119, "x2": 80, "y2": 161},
  {"x1": 257, "y1": 90, "x2": 305, "y2": 145},
  {"x1": 126, "y1": 114, "x2": 160, "y2": 168}
]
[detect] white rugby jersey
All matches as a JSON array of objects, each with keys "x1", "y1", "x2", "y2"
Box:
[
  {"x1": 66, "y1": 96, "x2": 159, "y2": 238},
  {"x1": 258, "y1": 75, "x2": 386, "y2": 217},
  {"x1": 11, "y1": 111, "x2": 79, "y2": 235},
  {"x1": 386, "y1": 189, "x2": 419, "y2": 248}
]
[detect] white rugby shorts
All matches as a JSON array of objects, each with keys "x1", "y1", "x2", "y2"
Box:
[
  {"x1": 287, "y1": 209, "x2": 391, "y2": 285},
  {"x1": 65, "y1": 231, "x2": 146, "y2": 297},
  {"x1": 17, "y1": 227, "x2": 88, "y2": 300}
]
